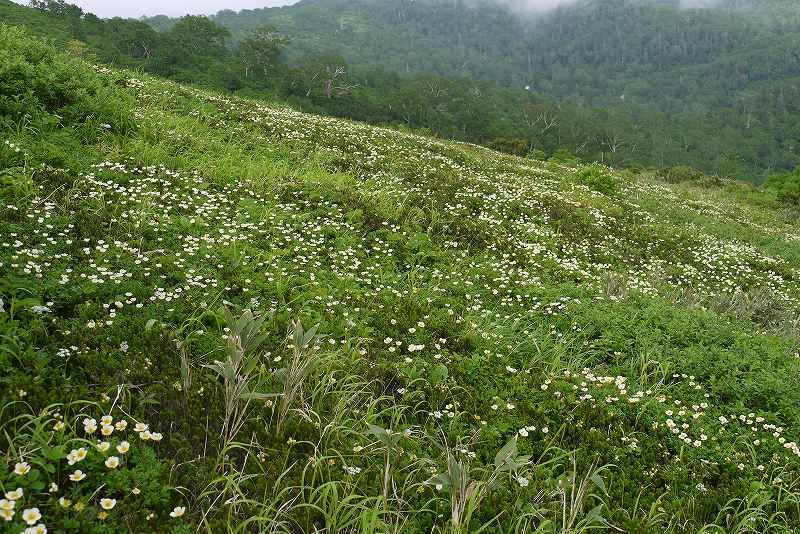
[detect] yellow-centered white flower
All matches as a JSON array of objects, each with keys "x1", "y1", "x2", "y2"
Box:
[
  {"x1": 170, "y1": 506, "x2": 186, "y2": 518},
  {"x1": 4, "y1": 489, "x2": 23, "y2": 501},
  {"x1": 21, "y1": 507, "x2": 41, "y2": 526},
  {"x1": 14, "y1": 462, "x2": 31, "y2": 476}
]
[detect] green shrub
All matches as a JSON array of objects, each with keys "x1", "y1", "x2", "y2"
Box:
[
  {"x1": 526, "y1": 148, "x2": 546, "y2": 161},
  {"x1": 487, "y1": 137, "x2": 528, "y2": 156},
  {"x1": 574, "y1": 163, "x2": 620, "y2": 195},
  {"x1": 548, "y1": 148, "x2": 580, "y2": 166},
  {"x1": 661, "y1": 165, "x2": 722, "y2": 187},
  {"x1": 661, "y1": 165, "x2": 705, "y2": 183},
  {"x1": 764, "y1": 168, "x2": 800, "y2": 204},
  {"x1": 0, "y1": 25, "x2": 135, "y2": 167}
]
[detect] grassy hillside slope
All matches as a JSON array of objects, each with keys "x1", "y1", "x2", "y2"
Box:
[{"x1": 2, "y1": 26, "x2": 800, "y2": 533}]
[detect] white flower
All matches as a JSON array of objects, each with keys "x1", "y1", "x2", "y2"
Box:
[
  {"x1": 21, "y1": 507, "x2": 41, "y2": 525},
  {"x1": 117, "y1": 441, "x2": 130, "y2": 454},
  {"x1": 97, "y1": 441, "x2": 111, "y2": 452},
  {"x1": 105, "y1": 456, "x2": 120, "y2": 469},
  {"x1": 0, "y1": 499, "x2": 14, "y2": 521},
  {"x1": 5, "y1": 489, "x2": 23, "y2": 501},
  {"x1": 100, "y1": 498, "x2": 116, "y2": 510},
  {"x1": 170, "y1": 506, "x2": 186, "y2": 518},
  {"x1": 24, "y1": 525, "x2": 47, "y2": 534},
  {"x1": 14, "y1": 462, "x2": 31, "y2": 476},
  {"x1": 345, "y1": 466, "x2": 362, "y2": 476},
  {"x1": 516, "y1": 476, "x2": 529, "y2": 488},
  {"x1": 69, "y1": 470, "x2": 86, "y2": 482},
  {"x1": 518, "y1": 428, "x2": 529, "y2": 437},
  {"x1": 67, "y1": 447, "x2": 88, "y2": 465}
]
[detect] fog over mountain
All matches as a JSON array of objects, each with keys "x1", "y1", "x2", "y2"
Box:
[
  {"x1": 496, "y1": 0, "x2": 725, "y2": 12},
  {"x1": 495, "y1": 0, "x2": 577, "y2": 10}
]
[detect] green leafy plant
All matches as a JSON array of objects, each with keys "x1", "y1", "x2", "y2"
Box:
[
  {"x1": 430, "y1": 436, "x2": 531, "y2": 533},
  {"x1": 764, "y1": 168, "x2": 800, "y2": 205},
  {"x1": 204, "y1": 308, "x2": 274, "y2": 447},
  {"x1": 573, "y1": 164, "x2": 620, "y2": 195},
  {"x1": 275, "y1": 320, "x2": 321, "y2": 436}
]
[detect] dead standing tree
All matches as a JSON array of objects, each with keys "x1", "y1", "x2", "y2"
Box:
[{"x1": 306, "y1": 64, "x2": 359, "y2": 99}]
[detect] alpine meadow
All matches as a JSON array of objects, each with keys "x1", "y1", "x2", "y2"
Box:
[{"x1": 3, "y1": 1, "x2": 800, "y2": 533}]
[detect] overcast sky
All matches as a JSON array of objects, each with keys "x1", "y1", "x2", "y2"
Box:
[{"x1": 12, "y1": 0, "x2": 299, "y2": 18}]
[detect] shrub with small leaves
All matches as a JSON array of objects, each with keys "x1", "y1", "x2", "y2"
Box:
[{"x1": 573, "y1": 163, "x2": 620, "y2": 195}]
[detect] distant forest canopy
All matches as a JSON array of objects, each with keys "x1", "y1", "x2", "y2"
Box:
[{"x1": 4, "y1": 0, "x2": 800, "y2": 182}]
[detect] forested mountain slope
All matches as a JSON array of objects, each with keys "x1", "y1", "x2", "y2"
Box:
[
  {"x1": 194, "y1": 0, "x2": 800, "y2": 178},
  {"x1": 3, "y1": 25, "x2": 800, "y2": 533},
  {"x1": 203, "y1": 0, "x2": 800, "y2": 103}
]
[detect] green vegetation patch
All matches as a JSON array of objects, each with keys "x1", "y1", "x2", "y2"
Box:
[{"x1": 2, "y1": 27, "x2": 800, "y2": 533}]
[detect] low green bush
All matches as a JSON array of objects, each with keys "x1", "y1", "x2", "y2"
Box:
[
  {"x1": 574, "y1": 163, "x2": 620, "y2": 195},
  {"x1": 660, "y1": 165, "x2": 723, "y2": 187},
  {"x1": 0, "y1": 25, "x2": 135, "y2": 168},
  {"x1": 526, "y1": 148, "x2": 547, "y2": 161},
  {"x1": 548, "y1": 148, "x2": 580, "y2": 166},
  {"x1": 764, "y1": 168, "x2": 800, "y2": 205}
]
